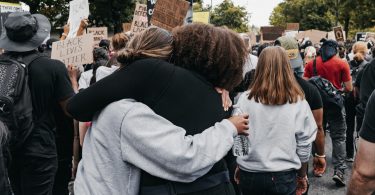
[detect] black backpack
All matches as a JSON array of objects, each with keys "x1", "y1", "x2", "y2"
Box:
[
  {"x1": 0, "y1": 53, "x2": 44, "y2": 149},
  {"x1": 308, "y1": 59, "x2": 344, "y2": 109}
]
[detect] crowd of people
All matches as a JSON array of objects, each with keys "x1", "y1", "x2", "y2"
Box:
[{"x1": 0, "y1": 11, "x2": 375, "y2": 195}]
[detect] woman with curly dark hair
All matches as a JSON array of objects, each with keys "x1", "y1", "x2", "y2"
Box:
[{"x1": 67, "y1": 24, "x2": 247, "y2": 195}]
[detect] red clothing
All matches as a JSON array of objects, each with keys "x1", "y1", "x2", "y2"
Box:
[{"x1": 304, "y1": 56, "x2": 351, "y2": 89}]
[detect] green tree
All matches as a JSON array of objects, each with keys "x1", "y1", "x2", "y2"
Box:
[
  {"x1": 270, "y1": 0, "x2": 334, "y2": 31},
  {"x1": 21, "y1": 0, "x2": 135, "y2": 33},
  {"x1": 269, "y1": 0, "x2": 375, "y2": 38},
  {"x1": 210, "y1": 0, "x2": 249, "y2": 33}
]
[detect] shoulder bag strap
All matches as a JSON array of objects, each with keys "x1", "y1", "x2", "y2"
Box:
[{"x1": 313, "y1": 58, "x2": 318, "y2": 76}]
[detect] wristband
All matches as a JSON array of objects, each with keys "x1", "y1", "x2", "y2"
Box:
[
  {"x1": 62, "y1": 33, "x2": 67, "y2": 37},
  {"x1": 314, "y1": 153, "x2": 326, "y2": 158}
]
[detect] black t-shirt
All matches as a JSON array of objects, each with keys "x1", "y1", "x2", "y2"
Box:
[
  {"x1": 360, "y1": 90, "x2": 375, "y2": 143},
  {"x1": 359, "y1": 59, "x2": 375, "y2": 105},
  {"x1": 295, "y1": 75, "x2": 323, "y2": 110},
  {"x1": 67, "y1": 58, "x2": 230, "y2": 186},
  {"x1": 25, "y1": 55, "x2": 74, "y2": 157}
]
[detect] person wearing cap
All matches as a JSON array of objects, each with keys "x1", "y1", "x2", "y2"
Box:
[
  {"x1": 275, "y1": 36, "x2": 326, "y2": 194},
  {"x1": 304, "y1": 39, "x2": 352, "y2": 187},
  {"x1": 0, "y1": 12, "x2": 75, "y2": 194}
]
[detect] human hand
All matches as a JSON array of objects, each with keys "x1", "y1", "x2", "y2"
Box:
[
  {"x1": 313, "y1": 156, "x2": 326, "y2": 177},
  {"x1": 79, "y1": 18, "x2": 89, "y2": 30},
  {"x1": 234, "y1": 166, "x2": 240, "y2": 184},
  {"x1": 215, "y1": 88, "x2": 232, "y2": 111},
  {"x1": 228, "y1": 114, "x2": 249, "y2": 136},
  {"x1": 63, "y1": 23, "x2": 70, "y2": 35},
  {"x1": 67, "y1": 64, "x2": 79, "y2": 80},
  {"x1": 296, "y1": 175, "x2": 308, "y2": 195}
]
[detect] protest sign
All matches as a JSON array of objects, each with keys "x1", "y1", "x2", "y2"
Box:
[
  {"x1": 366, "y1": 32, "x2": 375, "y2": 42},
  {"x1": 0, "y1": 2, "x2": 23, "y2": 39},
  {"x1": 285, "y1": 31, "x2": 299, "y2": 38},
  {"x1": 87, "y1": 27, "x2": 108, "y2": 46},
  {"x1": 0, "y1": 2, "x2": 22, "y2": 13},
  {"x1": 356, "y1": 32, "x2": 367, "y2": 42},
  {"x1": 297, "y1": 29, "x2": 327, "y2": 44},
  {"x1": 67, "y1": 0, "x2": 89, "y2": 38},
  {"x1": 151, "y1": 0, "x2": 190, "y2": 31},
  {"x1": 147, "y1": 0, "x2": 156, "y2": 25},
  {"x1": 333, "y1": 26, "x2": 345, "y2": 42},
  {"x1": 193, "y1": 12, "x2": 210, "y2": 24},
  {"x1": 286, "y1": 23, "x2": 299, "y2": 31},
  {"x1": 122, "y1": 23, "x2": 131, "y2": 32},
  {"x1": 260, "y1": 26, "x2": 285, "y2": 42},
  {"x1": 51, "y1": 33, "x2": 94, "y2": 66},
  {"x1": 130, "y1": 3, "x2": 148, "y2": 33}
]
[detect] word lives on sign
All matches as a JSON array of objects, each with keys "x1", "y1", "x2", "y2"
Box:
[
  {"x1": 151, "y1": 0, "x2": 190, "y2": 31},
  {"x1": 130, "y1": 3, "x2": 148, "y2": 33},
  {"x1": 87, "y1": 27, "x2": 108, "y2": 46},
  {"x1": 51, "y1": 33, "x2": 94, "y2": 66}
]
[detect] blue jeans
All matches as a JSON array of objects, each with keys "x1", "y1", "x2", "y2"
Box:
[{"x1": 239, "y1": 170, "x2": 296, "y2": 195}]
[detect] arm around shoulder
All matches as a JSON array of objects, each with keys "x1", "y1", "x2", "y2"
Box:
[{"x1": 120, "y1": 102, "x2": 237, "y2": 182}]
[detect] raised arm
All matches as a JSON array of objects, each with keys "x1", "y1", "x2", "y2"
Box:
[
  {"x1": 66, "y1": 59, "x2": 172, "y2": 121},
  {"x1": 120, "y1": 102, "x2": 248, "y2": 182}
]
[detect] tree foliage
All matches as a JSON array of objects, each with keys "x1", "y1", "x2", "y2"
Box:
[
  {"x1": 210, "y1": 0, "x2": 249, "y2": 33},
  {"x1": 21, "y1": 0, "x2": 135, "y2": 33},
  {"x1": 269, "y1": 0, "x2": 375, "y2": 37}
]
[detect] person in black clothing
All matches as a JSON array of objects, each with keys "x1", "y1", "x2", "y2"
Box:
[
  {"x1": 348, "y1": 90, "x2": 375, "y2": 194},
  {"x1": 0, "y1": 121, "x2": 11, "y2": 195},
  {"x1": 67, "y1": 24, "x2": 247, "y2": 195},
  {"x1": 355, "y1": 58, "x2": 375, "y2": 137},
  {"x1": 345, "y1": 41, "x2": 369, "y2": 162},
  {"x1": 0, "y1": 12, "x2": 75, "y2": 195},
  {"x1": 43, "y1": 37, "x2": 76, "y2": 195}
]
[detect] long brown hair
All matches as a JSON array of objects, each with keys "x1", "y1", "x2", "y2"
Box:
[
  {"x1": 249, "y1": 46, "x2": 304, "y2": 105},
  {"x1": 117, "y1": 26, "x2": 173, "y2": 66}
]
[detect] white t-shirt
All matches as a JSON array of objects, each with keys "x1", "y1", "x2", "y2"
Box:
[
  {"x1": 78, "y1": 70, "x2": 93, "y2": 90},
  {"x1": 242, "y1": 54, "x2": 258, "y2": 77}
]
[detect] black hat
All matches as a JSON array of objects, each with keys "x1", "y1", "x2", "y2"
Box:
[{"x1": 0, "y1": 12, "x2": 51, "y2": 52}]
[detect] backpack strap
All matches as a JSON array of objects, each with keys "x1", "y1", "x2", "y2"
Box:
[
  {"x1": 21, "y1": 52, "x2": 48, "y2": 68},
  {"x1": 313, "y1": 58, "x2": 318, "y2": 76}
]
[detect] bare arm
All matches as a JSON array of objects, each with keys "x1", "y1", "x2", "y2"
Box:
[
  {"x1": 348, "y1": 138, "x2": 375, "y2": 195},
  {"x1": 343, "y1": 80, "x2": 353, "y2": 92},
  {"x1": 312, "y1": 108, "x2": 325, "y2": 155}
]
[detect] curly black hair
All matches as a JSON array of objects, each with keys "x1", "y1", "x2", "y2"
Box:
[{"x1": 172, "y1": 23, "x2": 247, "y2": 91}]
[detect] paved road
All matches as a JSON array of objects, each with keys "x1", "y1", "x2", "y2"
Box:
[{"x1": 308, "y1": 132, "x2": 354, "y2": 195}]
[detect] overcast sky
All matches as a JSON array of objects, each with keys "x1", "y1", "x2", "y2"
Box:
[{"x1": 202, "y1": 0, "x2": 283, "y2": 27}]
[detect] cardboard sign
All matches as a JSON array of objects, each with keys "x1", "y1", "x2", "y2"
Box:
[
  {"x1": 0, "y1": 2, "x2": 23, "y2": 41},
  {"x1": 193, "y1": 12, "x2": 210, "y2": 24},
  {"x1": 286, "y1": 23, "x2": 299, "y2": 31},
  {"x1": 333, "y1": 26, "x2": 345, "y2": 42},
  {"x1": 51, "y1": 34, "x2": 94, "y2": 66},
  {"x1": 356, "y1": 32, "x2": 367, "y2": 42},
  {"x1": 122, "y1": 23, "x2": 131, "y2": 32},
  {"x1": 87, "y1": 27, "x2": 108, "y2": 46},
  {"x1": 0, "y1": 2, "x2": 22, "y2": 13},
  {"x1": 147, "y1": 0, "x2": 157, "y2": 25},
  {"x1": 260, "y1": 26, "x2": 285, "y2": 41},
  {"x1": 151, "y1": 0, "x2": 190, "y2": 31},
  {"x1": 67, "y1": 0, "x2": 90, "y2": 38},
  {"x1": 297, "y1": 29, "x2": 327, "y2": 44},
  {"x1": 130, "y1": 3, "x2": 148, "y2": 33},
  {"x1": 366, "y1": 32, "x2": 375, "y2": 42}
]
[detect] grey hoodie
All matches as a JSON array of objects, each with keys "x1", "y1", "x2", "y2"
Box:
[{"x1": 74, "y1": 99, "x2": 237, "y2": 195}]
